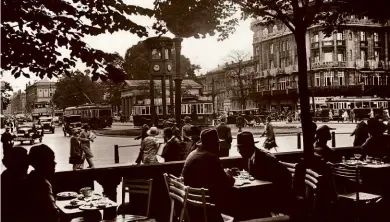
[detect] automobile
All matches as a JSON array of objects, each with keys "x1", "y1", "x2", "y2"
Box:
[
  {"x1": 14, "y1": 122, "x2": 43, "y2": 145},
  {"x1": 39, "y1": 116, "x2": 55, "y2": 133},
  {"x1": 63, "y1": 115, "x2": 82, "y2": 137}
]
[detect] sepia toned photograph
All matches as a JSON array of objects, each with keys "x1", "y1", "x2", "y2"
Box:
[{"x1": 1, "y1": 0, "x2": 390, "y2": 221}]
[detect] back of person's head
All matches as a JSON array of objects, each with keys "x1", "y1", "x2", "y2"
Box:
[
  {"x1": 219, "y1": 116, "x2": 227, "y2": 123},
  {"x1": 2, "y1": 146, "x2": 29, "y2": 173},
  {"x1": 236, "y1": 132, "x2": 257, "y2": 158},
  {"x1": 163, "y1": 127, "x2": 173, "y2": 139},
  {"x1": 72, "y1": 131, "x2": 79, "y2": 137},
  {"x1": 367, "y1": 118, "x2": 386, "y2": 136},
  {"x1": 316, "y1": 125, "x2": 331, "y2": 142},
  {"x1": 198, "y1": 128, "x2": 219, "y2": 155},
  {"x1": 267, "y1": 116, "x2": 272, "y2": 122},
  {"x1": 82, "y1": 124, "x2": 90, "y2": 131},
  {"x1": 29, "y1": 144, "x2": 56, "y2": 175},
  {"x1": 191, "y1": 126, "x2": 201, "y2": 139}
]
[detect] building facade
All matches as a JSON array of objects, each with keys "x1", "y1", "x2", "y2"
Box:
[
  {"x1": 120, "y1": 79, "x2": 204, "y2": 120},
  {"x1": 7, "y1": 90, "x2": 26, "y2": 115},
  {"x1": 251, "y1": 16, "x2": 390, "y2": 111},
  {"x1": 198, "y1": 59, "x2": 258, "y2": 113},
  {"x1": 25, "y1": 78, "x2": 56, "y2": 117}
]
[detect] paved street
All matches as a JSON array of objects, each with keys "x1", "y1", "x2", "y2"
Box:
[{"x1": 1, "y1": 122, "x2": 363, "y2": 172}]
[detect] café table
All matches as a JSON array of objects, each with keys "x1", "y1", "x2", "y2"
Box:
[
  {"x1": 56, "y1": 195, "x2": 118, "y2": 222},
  {"x1": 231, "y1": 178, "x2": 275, "y2": 221}
]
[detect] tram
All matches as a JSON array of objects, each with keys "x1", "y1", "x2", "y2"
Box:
[
  {"x1": 132, "y1": 99, "x2": 214, "y2": 127},
  {"x1": 64, "y1": 104, "x2": 113, "y2": 129},
  {"x1": 325, "y1": 97, "x2": 390, "y2": 119}
]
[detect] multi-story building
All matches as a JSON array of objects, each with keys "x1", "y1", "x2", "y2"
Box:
[
  {"x1": 25, "y1": 78, "x2": 56, "y2": 118},
  {"x1": 251, "y1": 16, "x2": 390, "y2": 111},
  {"x1": 198, "y1": 59, "x2": 258, "y2": 113},
  {"x1": 8, "y1": 90, "x2": 26, "y2": 115}
]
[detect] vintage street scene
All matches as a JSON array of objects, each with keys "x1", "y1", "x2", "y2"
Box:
[{"x1": 1, "y1": 0, "x2": 390, "y2": 222}]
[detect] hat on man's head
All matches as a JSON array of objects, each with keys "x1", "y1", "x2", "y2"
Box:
[
  {"x1": 184, "y1": 116, "x2": 191, "y2": 123},
  {"x1": 196, "y1": 128, "x2": 220, "y2": 147},
  {"x1": 315, "y1": 125, "x2": 331, "y2": 139},
  {"x1": 147, "y1": 126, "x2": 159, "y2": 136},
  {"x1": 236, "y1": 132, "x2": 258, "y2": 148},
  {"x1": 219, "y1": 116, "x2": 227, "y2": 123}
]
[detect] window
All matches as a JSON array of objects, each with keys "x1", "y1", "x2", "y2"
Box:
[
  {"x1": 360, "y1": 31, "x2": 366, "y2": 41},
  {"x1": 324, "y1": 51, "x2": 333, "y2": 62},
  {"x1": 312, "y1": 33, "x2": 319, "y2": 42},
  {"x1": 270, "y1": 60, "x2": 274, "y2": 68},
  {"x1": 313, "y1": 51, "x2": 320, "y2": 63},
  {"x1": 270, "y1": 44, "x2": 274, "y2": 54},
  {"x1": 279, "y1": 77, "x2": 287, "y2": 90},
  {"x1": 373, "y1": 74, "x2": 380, "y2": 85},
  {"x1": 338, "y1": 71, "x2": 345, "y2": 86},
  {"x1": 283, "y1": 41, "x2": 286, "y2": 51},
  {"x1": 315, "y1": 73, "x2": 320, "y2": 86},
  {"x1": 349, "y1": 50, "x2": 353, "y2": 61},
  {"x1": 325, "y1": 72, "x2": 334, "y2": 86},
  {"x1": 337, "y1": 51, "x2": 345, "y2": 61},
  {"x1": 374, "y1": 50, "x2": 380, "y2": 61},
  {"x1": 349, "y1": 32, "x2": 353, "y2": 40},
  {"x1": 336, "y1": 32, "x2": 343, "y2": 40},
  {"x1": 374, "y1": 32, "x2": 379, "y2": 42},
  {"x1": 286, "y1": 41, "x2": 290, "y2": 50},
  {"x1": 361, "y1": 50, "x2": 367, "y2": 61},
  {"x1": 255, "y1": 47, "x2": 260, "y2": 56},
  {"x1": 323, "y1": 32, "x2": 333, "y2": 41}
]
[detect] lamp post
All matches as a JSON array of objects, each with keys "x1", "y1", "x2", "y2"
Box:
[
  {"x1": 145, "y1": 37, "x2": 174, "y2": 126},
  {"x1": 174, "y1": 37, "x2": 183, "y2": 127}
]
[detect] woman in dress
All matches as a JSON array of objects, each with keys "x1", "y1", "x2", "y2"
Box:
[
  {"x1": 135, "y1": 124, "x2": 149, "y2": 165},
  {"x1": 78, "y1": 125, "x2": 94, "y2": 168},
  {"x1": 139, "y1": 127, "x2": 160, "y2": 164}
]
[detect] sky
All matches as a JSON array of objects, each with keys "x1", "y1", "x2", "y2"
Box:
[{"x1": 2, "y1": 0, "x2": 254, "y2": 93}]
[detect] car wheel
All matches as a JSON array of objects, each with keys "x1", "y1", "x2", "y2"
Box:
[{"x1": 20, "y1": 141, "x2": 23, "y2": 145}]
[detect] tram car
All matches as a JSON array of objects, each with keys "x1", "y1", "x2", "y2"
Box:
[
  {"x1": 132, "y1": 98, "x2": 214, "y2": 127},
  {"x1": 64, "y1": 104, "x2": 113, "y2": 129}
]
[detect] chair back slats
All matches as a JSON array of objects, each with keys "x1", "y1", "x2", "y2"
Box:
[
  {"x1": 280, "y1": 161, "x2": 297, "y2": 175},
  {"x1": 121, "y1": 178, "x2": 153, "y2": 217},
  {"x1": 328, "y1": 163, "x2": 359, "y2": 182}
]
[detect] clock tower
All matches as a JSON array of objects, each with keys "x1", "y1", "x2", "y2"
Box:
[{"x1": 145, "y1": 37, "x2": 174, "y2": 126}]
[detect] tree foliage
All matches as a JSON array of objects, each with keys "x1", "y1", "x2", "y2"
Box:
[
  {"x1": 225, "y1": 50, "x2": 255, "y2": 110},
  {"x1": 52, "y1": 71, "x2": 104, "y2": 109},
  {"x1": 123, "y1": 41, "x2": 200, "y2": 80},
  {"x1": 1, "y1": 81, "x2": 13, "y2": 112},
  {"x1": 1, "y1": 0, "x2": 166, "y2": 81}
]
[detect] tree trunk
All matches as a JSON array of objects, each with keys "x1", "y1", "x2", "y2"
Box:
[{"x1": 295, "y1": 27, "x2": 314, "y2": 163}]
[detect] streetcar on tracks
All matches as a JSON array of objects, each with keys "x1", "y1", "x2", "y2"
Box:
[
  {"x1": 64, "y1": 104, "x2": 113, "y2": 129},
  {"x1": 132, "y1": 98, "x2": 214, "y2": 127}
]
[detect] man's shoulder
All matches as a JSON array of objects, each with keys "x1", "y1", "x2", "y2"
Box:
[{"x1": 254, "y1": 148, "x2": 276, "y2": 160}]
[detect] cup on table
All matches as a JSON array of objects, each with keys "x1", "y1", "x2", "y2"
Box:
[
  {"x1": 354, "y1": 153, "x2": 362, "y2": 161},
  {"x1": 240, "y1": 170, "x2": 250, "y2": 179},
  {"x1": 80, "y1": 187, "x2": 93, "y2": 198}
]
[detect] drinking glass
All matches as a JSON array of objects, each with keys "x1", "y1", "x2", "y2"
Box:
[{"x1": 240, "y1": 170, "x2": 250, "y2": 179}]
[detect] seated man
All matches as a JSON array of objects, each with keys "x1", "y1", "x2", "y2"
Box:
[
  {"x1": 1, "y1": 147, "x2": 29, "y2": 222},
  {"x1": 362, "y1": 118, "x2": 389, "y2": 159},
  {"x1": 182, "y1": 128, "x2": 234, "y2": 221},
  {"x1": 23, "y1": 144, "x2": 59, "y2": 222},
  {"x1": 236, "y1": 132, "x2": 294, "y2": 215}
]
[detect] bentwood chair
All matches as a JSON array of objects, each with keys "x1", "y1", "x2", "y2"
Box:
[
  {"x1": 328, "y1": 163, "x2": 382, "y2": 221},
  {"x1": 163, "y1": 173, "x2": 233, "y2": 222},
  {"x1": 117, "y1": 178, "x2": 153, "y2": 221}
]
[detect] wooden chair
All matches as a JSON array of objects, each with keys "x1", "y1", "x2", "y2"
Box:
[
  {"x1": 328, "y1": 163, "x2": 382, "y2": 221},
  {"x1": 163, "y1": 173, "x2": 233, "y2": 222},
  {"x1": 117, "y1": 178, "x2": 153, "y2": 221},
  {"x1": 280, "y1": 161, "x2": 297, "y2": 177},
  {"x1": 298, "y1": 168, "x2": 323, "y2": 221}
]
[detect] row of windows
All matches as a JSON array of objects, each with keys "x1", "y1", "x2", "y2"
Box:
[
  {"x1": 64, "y1": 109, "x2": 112, "y2": 117},
  {"x1": 133, "y1": 103, "x2": 213, "y2": 115},
  {"x1": 328, "y1": 101, "x2": 388, "y2": 110}
]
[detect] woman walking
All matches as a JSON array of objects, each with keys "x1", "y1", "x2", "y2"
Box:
[
  {"x1": 135, "y1": 124, "x2": 149, "y2": 165},
  {"x1": 79, "y1": 125, "x2": 94, "y2": 168},
  {"x1": 138, "y1": 127, "x2": 160, "y2": 165},
  {"x1": 70, "y1": 131, "x2": 84, "y2": 170}
]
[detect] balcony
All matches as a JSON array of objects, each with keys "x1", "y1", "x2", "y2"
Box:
[
  {"x1": 311, "y1": 42, "x2": 319, "y2": 49},
  {"x1": 336, "y1": 40, "x2": 345, "y2": 47},
  {"x1": 374, "y1": 41, "x2": 381, "y2": 48},
  {"x1": 284, "y1": 65, "x2": 298, "y2": 74},
  {"x1": 269, "y1": 68, "x2": 278, "y2": 76},
  {"x1": 311, "y1": 61, "x2": 347, "y2": 69},
  {"x1": 356, "y1": 60, "x2": 386, "y2": 70},
  {"x1": 345, "y1": 18, "x2": 386, "y2": 26},
  {"x1": 360, "y1": 41, "x2": 368, "y2": 47},
  {"x1": 322, "y1": 40, "x2": 334, "y2": 47}
]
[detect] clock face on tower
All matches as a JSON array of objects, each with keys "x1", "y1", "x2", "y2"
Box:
[
  {"x1": 167, "y1": 64, "x2": 172, "y2": 72},
  {"x1": 153, "y1": 64, "x2": 160, "y2": 72}
]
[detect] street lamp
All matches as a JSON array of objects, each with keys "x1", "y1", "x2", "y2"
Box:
[{"x1": 144, "y1": 36, "x2": 174, "y2": 126}]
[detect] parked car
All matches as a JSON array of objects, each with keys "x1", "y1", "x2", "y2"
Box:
[
  {"x1": 63, "y1": 115, "x2": 82, "y2": 137},
  {"x1": 14, "y1": 122, "x2": 43, "y2": 145},
  {"x1": 39, "y1": 116, "x2": 55, "y2": 133}
]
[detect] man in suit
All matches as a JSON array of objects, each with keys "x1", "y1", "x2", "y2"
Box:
[
  {"x1": 216, "y1": 116, "x2": 232, "y2": 157},
  {"x1": 236, "y1": 131, "x2": 294, "y2": 215},
  {"x1": 181, "y1": 116, "x2": 193, "y2": 159},
  {"x1": 182, "y1": 129, "x2": 235, "y2": 221}
]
